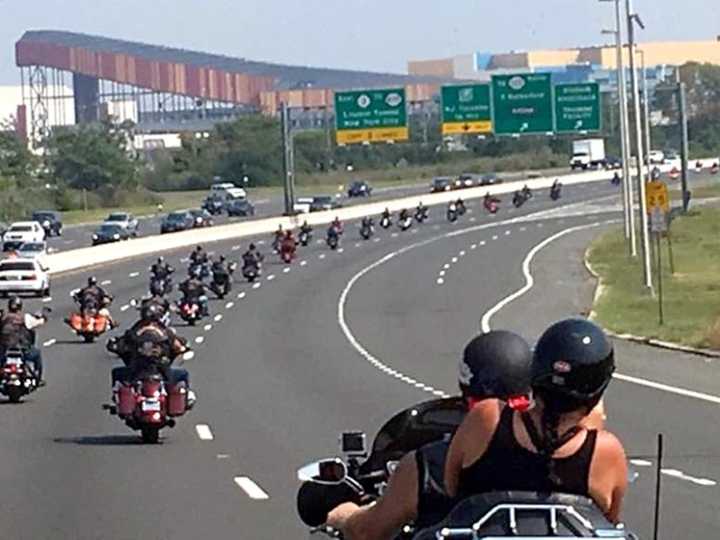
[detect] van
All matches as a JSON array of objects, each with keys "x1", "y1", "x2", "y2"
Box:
[{"x1": 209, "y1": 183, "x2": 247, "y2": 201}]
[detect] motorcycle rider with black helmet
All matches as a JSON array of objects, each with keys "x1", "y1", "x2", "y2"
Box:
[
  {"x1": 189, "y1": 245, "x2": 208, "y2": 266},
  {"x1": 445, "y1": 319, "x2": 627, "y2": 524},
  {"x1": 150, "y1": 256, "x2": 174, "y2": 281},
  {"x1": 242, "y1": 243, "x2": 263, "y2": 270},
  {"x1": 75, "y1": 276, "x2": 117, "y2": 328},
  {"x1": 0, "y1": 296, "x2": 48, "y2": 383},
  {"x1": 179, "y1": 267, "x2": 209, "y2": 317},
  {"x1": 327, "y1": 330, "x2": 535, "y2": 538}
]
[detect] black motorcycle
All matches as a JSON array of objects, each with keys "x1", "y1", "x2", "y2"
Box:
[
  {"x1": 149, "y1": 273, "x2": 173, "y2": 297},
  {"x1": 360, "y1": 223, "x2": 374, "y2": 240},
  {"x1": 415, "y1": 207, "x2": 429, "y2": 223},
  {"x1": 299, "y1": 230, "x2": 312, "y2": 247},
  {"x1": 513, "y1": 190, "x2": 529, "y2": 208},
  {"x1": 550, "y1": 183, "x2": 562, "y2": 201},
  {"x1": 0, "y1": 348, "x2": 40, "y2": 403},
  {"x1": 447, "y1": 205, "x2": 458, "y2": 223},
  {"x1": 210, "y1": 263, "x2": 237, "y2": 299},
  {"x1": 380, "y1": 215, "x2": 392, "y2": 229},
  {"x1": 327, "y1": 233, "x2": 339, "y2": 250}
]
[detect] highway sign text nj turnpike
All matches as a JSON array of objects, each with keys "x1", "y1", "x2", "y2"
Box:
[
  {"x1": 491, "y1": 73, "x2": 553, "y2": 135},
  {"x1": 335, "y1": 88, "x2": 408, "y2": 144},
  {"x1": 554, "y1": 83, "x2": 601, "y2": 133},
  {"x1": 441, "y1": 84, "x2": 492, "y2": 135}
]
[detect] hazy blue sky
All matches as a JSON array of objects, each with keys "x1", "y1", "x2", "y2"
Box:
[{"x1": 0, "y1": 0, "x2": 717, "y2": 84}]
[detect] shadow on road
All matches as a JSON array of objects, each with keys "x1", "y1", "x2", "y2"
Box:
[{"x1": 52, "y1": 434, "x2": 147, "y2": 446}]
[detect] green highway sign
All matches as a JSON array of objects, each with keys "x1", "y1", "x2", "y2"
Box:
[
  {"x1": 334, "y1": 88, "x2": 408, "y2": 144},
  {"x1": 491, "y1": 73, "x2": 553, "y2": 135},
  {"x1": 554, "y1": 83, "x2": 601, "y2": 133},
  {"x1": 441, "y1": 84, "x2": 492, "y2": 134}
]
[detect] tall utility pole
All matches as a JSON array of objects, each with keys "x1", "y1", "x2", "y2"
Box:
[
  {"x1": 601, "y1": 0, "x2": 635, "y2": 255},
  {"x1": 638, "y1": 49, "x2": 652, "y2": 177},
  {"x1": 678, "y1": 81, "x2": 691, "y2": 211},
  {"x1": 626, "y1": 0, "x2": 653, "y2": 291},
  {"x1": 280, "y1": 102, "x2": 296, "y2": 216}
]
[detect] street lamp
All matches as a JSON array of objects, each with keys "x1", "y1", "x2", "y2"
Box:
[
  {"x1": 626, "y1": 0, "x2": 654, "y2": 292},
  {"x1": 636, "y1": 49, "x2": 652, "y2": 176},
  {"x1": 599, "y1": 0, "x2": 636, "y2": 256}
]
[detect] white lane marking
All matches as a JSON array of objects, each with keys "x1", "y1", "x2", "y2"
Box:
[
  {"x1": 225, "y1": 302, "x2": 234, "y2": 309},
  {"x1": 283, "y1": 267, "x2": 290, "y2": 273},
  {"x1": 439, "y1": 270, "x2": 446, "y2": 277},
  {"x1": 613, "y1": 373, "x2": 720, "y2": 406},
  {"x1": 195, "y1": 336, "x2": 205, "y2": 344},
  {"x1": 43, "y1": 338, "x2": 56, "y2": 347},
  {"x1": 204, "y1": 324, "x2": 213, "y2": 331},
  {"x1": 436, "y1": 278, "x2": 445, "y2": 285},
  {"x1": 300, "y1": 260, "x2": 308, "y2": 266},
  {"x1": 355, "y1": 242, "x2": 362, "y2": 247},
  {"x1": 520, "y1": 227, "x2": 527, "y2": 232},
  {"x1": 42, "y1": 297, "x2": 53, "y2": 303},
  {"x1": 195, "y1": 424, "x2": 214, "y2": 441},
  {"x1": 319, "y1": 254, "x2": 326, "y2": 259},
  {"x1": 128, "y1": 272, "x2": 140, "y2": 278},
  {"x1": 630, "y1": 459, "x2": 652, "y2": 467},
  {"x1": 316, "y1": 239, "x2": 324, "y2": 245},
  {"x1": 451, "y1": 257, "x2": 458, "y2": 263},
  {"x1": 480, "y1": 221, "x2": 611, "y2": 333},
  {"x1": 443, "y1": 263, "x2": 451, "y2": 270},
  {"x1": 373, "y1": 237, "x2": 381, "y2": 243},
  {"x1": 537, "y1": 223, "x2": 544, "y2": 227},
  {"x1": 120, "y1": 305, "x2": 130, "y2": 312},
  {"x1": 480, "y1": 240, "x2": 486, "y2": 246},
  {"x1": 471, "y1": 244, "x2": 477, "y2": 250},
  {"x1": 492, "y1": 235, "x2": 498, "y2": 240},
  {"x1": 391, "y1": 233, "x2": 399, "y2": 238},
  {"x1": 469, "y1": 217, "x2": 476, "y2": 222},
  {"x1": 214, "y1": 314, "x2": 223, "y2": 322},
  {"x1": 238, "y1": 292, "x2": 246, "y2": 299},
  {"x1": 231, "y1": 245, "x2": 240, "y2": 251},
  {"x1": 180, "y1": 257, "x2": 189, "y2": 263},
  {"x1": 338, "y1": 248, "x2": 345, "y2": 253},
  {"x1": 252, "y1": 282, "x2": 261, "y2": 289},
  {"x1": 459, "y1": 250, "x2": 466, "y2": 256},
  {"x1": 505, "y1": 230, "x2": 511, "y2": 235},
  {"x1": 661, "y1": 468, "x2": 717, "y2": 487},
  {"x1": 233, "y1": 477, "x2": 270, "y2": 500},
  {"x1": 101, "y1": 280, "x2": 112, "y2": 285},
  {"x1": 267, "y1": 274, "x2": 275, "y2": 281}
]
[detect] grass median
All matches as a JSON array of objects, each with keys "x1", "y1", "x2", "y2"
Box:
[{"x1": 588, "y1": 207, "x2": 720, "y2": 349}]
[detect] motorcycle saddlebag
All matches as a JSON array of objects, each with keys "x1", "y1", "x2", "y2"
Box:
[
  {"x1": 117, "y1": 384, "x2": 137, "y2": 417},
  {"x1": 68, "y1": 313, "x2": 83, "y2": 332},
  {"x1": 166, "y1": 383, "x2": 187, "y2": 417}
]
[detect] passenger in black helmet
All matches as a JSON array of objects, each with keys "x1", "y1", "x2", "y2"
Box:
[
  {"x1": 327, "y1": 330, "x2": 534, "y2": 539},
  {"x1": 444, "y1": 319, "x2": 627, "y2": 524}
]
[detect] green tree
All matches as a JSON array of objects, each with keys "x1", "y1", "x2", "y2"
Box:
[{"x1": 0, "y1": 118, "x2": 35, "y2": 179}]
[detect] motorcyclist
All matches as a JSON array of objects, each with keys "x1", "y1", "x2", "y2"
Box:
[
  {"x1": 211, "y1": 255, "x2": 230, "y2": 278},
  {"x1": 326, "y1": 331, "x2": 535, "y2": 538},
  {"x1": 399, "y1": 208, "x2": 410, "y2": 222},
  {"x1": 415, "y1": 201, "x2": 427, "y2": 218},
  {"x1": 300, "y1": 220, "x2": 313, "y2": 236},
  {"x1": 381, "y1": 208, "x2": 391, "y2": 222},
  {"x1": 521, "y1": 184, "x2": 532, "y2": 198},
  {"x1": 361, "y1": 216, "x2": 374, "y2": 229},
  {"x1": 179, "y1": 268, "x2": 209, "y2": 317},
  {"x1": 455, "y1": 198, "x2": 466, "y2": 214},
  {"x1": 445, "y1": 319, "x2": 627, "y2": 523},
  {"x1": 189, "y1": 245, "x2": 208, "y2": 266},
  {"x1": 150, "y1": 256, "x2": 174, "y2": 281},
  {"x1": 611, "y1": 172, "x2": 621, "y2": 185},
  {"x1": 242, "y1": 243, "x2": 263, "y2": 270},
  {"x1": 280, "y1": 230, "x2": 297, "y2": 259},
  {"x1": 327, "y1": 222, "x2": 340, "y2": 242},
  {"x1": 483, "y1": 192, "x2": 500, "y2": 207},
  {"x1": 109, "y1": 303, "x2": 194, "y2": 408},
  {"x1": 331, "y1": 216, "x2": 344, "y2": 235},
  {"x1": 550, "y1": 179, "x2": 562, "y2": 198},
  {"x1": 273, "y1": 224, "x2": 284, "y2": 251},
  {"x1": 75, "y1": 276, "x2": 116, "y2": 328},
  {"x1": 0, "y1": 297, "x2": 47, "y2": 383}
]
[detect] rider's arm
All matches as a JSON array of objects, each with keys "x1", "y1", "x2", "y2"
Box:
[
  {"x1": 589, "y1": 430, "x2": 628, "y2": 523},
  {"x1": 327, "y1": 452, "x2": 418, "y2": 540},
  {"x1": 24, "y1": 313, "x2": 46, "y2": 330}
]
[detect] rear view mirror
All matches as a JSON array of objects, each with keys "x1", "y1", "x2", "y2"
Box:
[
  {"x1": 129, "y1": 299, "x2": 138, "y2": 307},
  {"x1": 297, "y1": 458, "x2": 347, "y2": 484}
]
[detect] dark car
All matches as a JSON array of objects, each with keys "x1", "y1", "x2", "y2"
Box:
[
  {"x1": 310, "y1": 195, "x2": 342, "y2": 212},
  {"x1": 347, "y1": 180, "x2": 372, "y2": 198},
  {"x1": 189, "y1": 209, "x2": 214, "y2": 228},
  {"x1": 31, "y1": 210, "x2": 62, "y2": 237},
  {"x1": 604, "y1": 156, "x2": 622, "y2": 170},
  {"x1": 202, "y1": 195, "x2": 225, "y2": 215},
  {"x1": 479, "y1": 173, "x2": 503, "y2": 186},
  {"x1": 92, "y1": 223, "x2": 130, "y2": 245},
  {"x1": 431, "y1": 177, "x2": 453, "y2": 193},
  {"x1": 227, "y1": 198, "x2": 256, "y2": 217},
  {"x1": 453, "y1": 173, "x2": 477, "y2": 190},
  {"x1": 160, "y1": 211, "x2": 194, "y2": 234}
]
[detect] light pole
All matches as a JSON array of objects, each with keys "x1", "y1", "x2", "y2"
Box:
[
  {"x1": 600, "y1": 1, "x2": 635, "y2": 255},
  {"x1": 626, "y1": 0, "x2": 653, "y2": 291},
  {"x1": 637, "y1": 49, "x2": 652, "y2": 176}
]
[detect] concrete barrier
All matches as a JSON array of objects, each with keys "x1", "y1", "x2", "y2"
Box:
[{"x1": 44, "y1": 160, "x2": 715, "y2": 275}]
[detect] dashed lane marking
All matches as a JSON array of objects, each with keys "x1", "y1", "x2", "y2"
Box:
[
  {"x1": 300, "y1": 260, "x2": 308, "y2": 266},
  {"x1": 120, "y1": 305, "x2": 129, "y2": 312},
  {"x1": 234, "y1": 477, "x2": 270, "y2": 500},
  {"x1": 451, "y1": 257, "x2": 458, "y2": 263},
  {"x1": 238, "y1": 292, "x2": 246, "y2": 299},
  {"x1": 252, "y1": 282, "x2": 261, "y2": 289},
  {"x1": 231, "y1": 245, "x2": 240, "y2": 251},
  {"x1": 661, "y1": 468, "x2": 717, "y2": 487},
  {"x1": 338, "y1": 248, "x2": 344, "y2": 253},
  {"x1": 459, "y1": 250, "x2": 466, "y2": 257},
  {"x1": 439, "y1": 270, "x2": 446, "y2": 277},
  {"x1": 267, "y1": 274, "x2": 275, "y2": 281},
  {"x1": 225, "y1": 302, "x2": 234, "y2": 309},
  {"x1": 505, "y1": 230, "x2": 511, "y2": 235},
  {"x1": 195, "y1": 424, "x2": 214, "y2": 441},
  {"x1": 204, "y1": 324, "x2": 213, "y2": 331},
  {"x1": 195, "y1": 336, "x2": 205, "y2": 344},
  {"x1": 319, "y1": 254, "x2": 326, "y2": 260},
  {"x1": 43, "y1": 338, "x2": 56, "y2": 347},
  {"x1": 373, "y1": 238, "x2": 381, "y2": 243},
  {"x1": 214, "y1": 314, "x2": 223, "y2": 322},
  {"x1": 492, "y1": 235, "x2": 498, "y2": 240},
  {"x1": 283, "y1": 267, "x2": 290, "y2": 273},
  {"x1": 471, "y1": 244, "x2": 477, "y2": 250},
  {"x1": 101, "y1": 280, "x2": 112, "y2": 285},
  {"x1": 42, "y1": 297, "x2": 52, "y2": 303},
  {"x1": 128, "y1": 272, "x2": 140, "y2": 278}
]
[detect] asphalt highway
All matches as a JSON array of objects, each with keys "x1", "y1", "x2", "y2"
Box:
[{"x1": 1, "y1": 177, "x2": 717, "y2": 539}]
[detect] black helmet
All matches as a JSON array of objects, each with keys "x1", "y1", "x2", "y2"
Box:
[
  {"x1": 249, "y1": 243, "x2": 256, "y2": 250},
  {"x1": 219, "y1": 255, "x2": 226, "y2": 262},
  {"x1": 532, "y1": 319, "x2": 615, "y2": 406},
  {"x1": 157, "y1": 256, "x2": 164, "y2": 264},
  {"x1": 88, "y1": 276, "x2": 97, "y2": 286},
  {"x1": 458, "y1": 330, "x2": 532, "y2": 400},
  {"x1": 8, "y1": 296, "x2": 22, "y2": 313},
  {"x1": 141, "y1": 302, "x2": 163, "y2": 322}
]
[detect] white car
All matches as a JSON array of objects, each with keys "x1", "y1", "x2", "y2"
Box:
[
  {"x1": 3, "y1": 222, "x2": 45, "y2": 252},
  {"x1": 0, "y1": 258, "x2": 50, "y2": 297},
  {"x1": 103, "y1": 212, "x2": 139, "y2": 236},
  {"x1": 15, "y1": 241, "x2": 48, "y2": 262},
  {"x1": 293, "y1": 197, "x2": 314, "y2": 214},
  {"x1": 648, "y1": 150, "x2": 665, "y2": 165}
]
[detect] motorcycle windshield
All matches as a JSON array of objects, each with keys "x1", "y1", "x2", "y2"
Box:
[
  {"x1": 413, "y1": 491, "x2": 626, "y2": 540},
  {"x1": 360, "y1": 397, "x2": 465, "y2": 473}
]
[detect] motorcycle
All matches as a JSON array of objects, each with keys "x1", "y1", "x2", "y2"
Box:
[
  {"x1": 398, "y1": 215, "x2": 413, "y2": 231},
  {"x1": 296, "y1": 398, "x2": 635, "y2": 539},
  {"x1": 327, "y1": 233, "x2": 339, "y2": 250},
  {"x1": 711, "y1": 162, "x2": 719, "y2": 175},
  {"x1": 281, "y1": 243, "x2": 296, "y2": 264},
  {"x1": 104, "y1": 344, "x2": 193, "y2": 444},
  {"x1": 0, "y1": 348, "x2": 39, "y2": 403},
  {"x1": 299, "y1": 230, "x2": 312, "y2": 247},
  {"x1": 447, "y1": 205, "x2": 458, "y2": 223},
  {"x1": 149, "y1": 275, "x2": 173, "y2": 297},
  {"x1": 415, "y1": 207, "x2": 429, "y2": 223},
  {"x1": 512, "y1": 190, "x2": 529, "y2": 208},
  {"x1": 67, "y1": 296, "x2": 113, "y2": 343},
  {"x1": 380, "y1": 215, "x2": 392, "y2": 229},
  {"x1": 178, "y1": 298, "x2": 203, "y2": 326},
  {"x1": 456, "y1": 201, "x2": 467, "y2": 216},
  {"x1": 210, "y1": 263, "x2": 237, "y2": 299},
  {"x1": 189, "y1": 262, "x2": 210, "y2": 281},
  {"x1": 483, "y1": 197, "x2": 499, "y2": 214},
  {"x1": 242, "y1": 262, "x2": 260, "y2": 282},
  {"x1": 550, "y1": 183, "x2": 562, "y2": 201},
  {"x1": 360, "y1": 223, "x2": 374, "y2": 240},
  {"x1": 611, "y1": 174, "x2": 622, "y2": 186}
]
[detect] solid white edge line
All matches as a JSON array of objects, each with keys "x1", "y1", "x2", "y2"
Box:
[
  {"x1": 195, "y1": 424, "x2": 214, "y2": 441},
  {"x1": 234, "y1": 477, "x2": 270, "y2": 500},
  {"x1": 613, "y1": 373, "x2": 720, "y2": 405}
]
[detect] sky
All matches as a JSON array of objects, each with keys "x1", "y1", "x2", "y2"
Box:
[{"x1": 0, "y1": 0, "x2": 718, "y2": 84}]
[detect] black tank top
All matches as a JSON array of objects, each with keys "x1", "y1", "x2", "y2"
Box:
[{"x1": 458, "y1": 406, "x2": 597, "y2": 498}]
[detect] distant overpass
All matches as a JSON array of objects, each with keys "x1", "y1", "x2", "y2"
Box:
[{"x1": 15, "y1": 30, "x2": 445, "y2": 141}]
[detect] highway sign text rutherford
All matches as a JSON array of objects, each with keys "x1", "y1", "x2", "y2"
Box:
[{"x1": 492, "y1": 73, "x2": 553, "y2": 135}]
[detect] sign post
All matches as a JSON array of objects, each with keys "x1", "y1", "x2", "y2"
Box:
[
  {"x1": 491, "y1": 73, "x2": 554, "y2": 135},
  {"x1": 554, "y1": 83, "x2": 601, "y2": 133},
  {"x1": 646, "y1": 180, "x2": 671, "y2": 324},
  {"x1": 441, "y1": 84, "x2": 492, "y2": 135},
  {"x1": 334, "y1": 88, "x2": 408, "y2": 145}
]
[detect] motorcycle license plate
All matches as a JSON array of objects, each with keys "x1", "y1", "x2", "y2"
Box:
[{"x1": 142, "y1": 399, "x2": 161, "y2": 412}]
